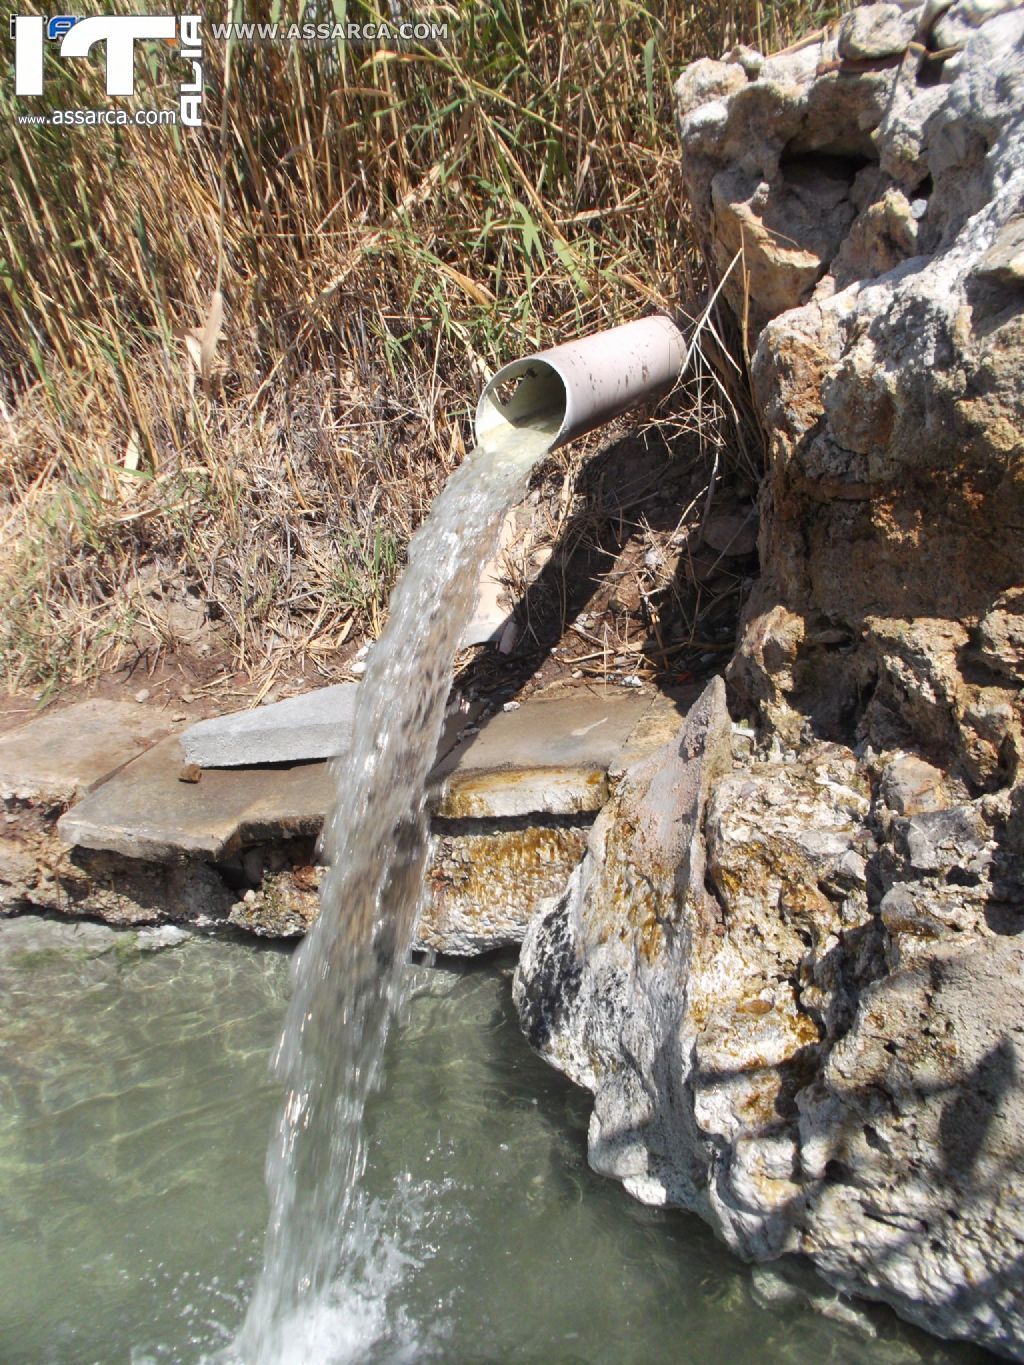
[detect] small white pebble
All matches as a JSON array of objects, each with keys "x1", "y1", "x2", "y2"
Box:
[
  {"x1": 134, "y1": 688, "x2": 150, "y2": 704},
  {"x1": 502, "y1": 700, "x2": 520, "y2": 712}
]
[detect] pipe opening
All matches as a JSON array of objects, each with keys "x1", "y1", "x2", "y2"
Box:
[
  {"x1": 474, "y1": 316, "x2": 687, "y2": 456},
  {"x1": 475, "y1": 359, "x2": 568, "y2": 451}
]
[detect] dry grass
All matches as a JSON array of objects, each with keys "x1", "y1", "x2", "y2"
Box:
[{"x1": 0, "y1": 0, "x2": 838, "y2": 697}]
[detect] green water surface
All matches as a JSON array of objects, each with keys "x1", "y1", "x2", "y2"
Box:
[{"x1": 0, "y1": 917, "x2": 992, "y2": 1364}]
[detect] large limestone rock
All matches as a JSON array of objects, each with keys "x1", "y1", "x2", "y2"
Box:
[
  {"x1": 675, "y1": 0, "x2": 1024, "y2": 788},
  {"x1": 516, "y1": 694, "x2": 1024, "y2": 1355},
  {"x1": 515, "y1": 679, "x2": 734, "y2": 1209},
  {"x1": 517, "y1": 8, "x2": 1024, "y2": 1356}
]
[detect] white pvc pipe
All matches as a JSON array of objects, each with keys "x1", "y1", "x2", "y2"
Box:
[{"x1": 475, "y1": 314, "x2": 686, "y2": 452}]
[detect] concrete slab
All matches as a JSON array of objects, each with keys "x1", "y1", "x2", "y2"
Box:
[
  {"x1": 434, "y1": 690, "x2": 652, "y2": 818},
  {"x1": 180, "y1": 683, "x2": 358, "y2": 768},
  {"x1": 59, "y1": 687, "x2": 671, "y2": 863},
  {"x1": 58, "y1": 736, "x2": 333, "y2": 862},
  {"x1": 0, "y1": 699, "x2": 174, "y2": 803},
  {"x1": 180, "y1": 683, "x2": 480, "y2": 769}
]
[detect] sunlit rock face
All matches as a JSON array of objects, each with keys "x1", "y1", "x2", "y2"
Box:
[
  {"x1": 516, "y1": 681, "x2": 1024, "y2": 1356},
  {"x1": 515, "y1": 680, "x2": 734, "y2": 1215},
  {"x1": 677, "y1": 0, "x2": 1024, "y2": 785},
  {"x1": 517, "y1": 7, "x2": 1024, "y2": 1357}
]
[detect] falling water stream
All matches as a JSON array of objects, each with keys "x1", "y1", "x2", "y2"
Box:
[{"x1": 234, "y1": 420, "x2": 559, "y2": 1360}]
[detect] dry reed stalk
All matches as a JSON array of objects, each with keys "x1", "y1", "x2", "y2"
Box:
[{"x1": 0, "y1": 0, "x2": 841, "y2": 693}]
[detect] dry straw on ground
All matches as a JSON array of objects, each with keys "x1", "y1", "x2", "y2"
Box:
[{"x1": 0, "y1": 0, "x2": 834, "y2": 696}]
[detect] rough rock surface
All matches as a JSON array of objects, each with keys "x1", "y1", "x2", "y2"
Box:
[
  {"x1": 421, "y1": 816, "x2": 591, "y2": 955},
  {"x1": 517, "y1": 692, "x2": 1024, "y2": 1355},
  {"x1": 517, "y1": 8, "x2": 1024, "y2": 1357},
  {"x1": 221, "y1": 817, "x2": 594, "y2": 952},
  {"x1": 515, "y1": 678, "x2": 734, "y2": 1205},
  {"x1": 674, "y1": 0, "x2": 1024, "y2": 787}
]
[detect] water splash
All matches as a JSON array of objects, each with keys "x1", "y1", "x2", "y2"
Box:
[{"x1": 234, "y1": 422, "x2": 557, "y2": 1360}]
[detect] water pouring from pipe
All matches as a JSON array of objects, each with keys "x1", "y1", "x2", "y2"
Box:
[{"x1": 234, "y1": 315, "x2": 685, "y2": 1361}]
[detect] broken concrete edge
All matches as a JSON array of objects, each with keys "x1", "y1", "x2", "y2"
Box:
[
  {"x1": 56, "y1": 688, "x2": 666, "y2": 866},
  {"x1": 436, "y1": 765, "x2": 609, "y2": 818},
  {"x1": 180, "y1": 683, "x2": 359, "y2": 768},
  {"x1": 3, "y1": 687, "x2": 694, "y2": 952},
  {"x1": 0, "y1": 699, "x2": 179, "y2": 806}
]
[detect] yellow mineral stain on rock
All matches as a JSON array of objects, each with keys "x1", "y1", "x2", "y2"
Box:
[
  {"x1": 422, "y1": 820, "x2": 590, "y2": 952},
  {"x1": 439, "y1": 766, "x2": 609, "y2": 818}
]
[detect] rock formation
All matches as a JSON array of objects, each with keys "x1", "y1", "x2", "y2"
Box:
[
  {"x1": 516, "y1": 3, "x2": 1024, "y2": 1356},
  {"x1": 676, "y1": 0, "x2": 1024, "y2": 783}
]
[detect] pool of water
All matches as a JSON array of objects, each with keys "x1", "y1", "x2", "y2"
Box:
[{"x1": 0, "y1": 916, "x2": 992, "y2": 1364}]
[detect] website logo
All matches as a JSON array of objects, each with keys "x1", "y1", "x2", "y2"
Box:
[{"x1": 10, "y1": 13, "x2": 203, "y2": 125}]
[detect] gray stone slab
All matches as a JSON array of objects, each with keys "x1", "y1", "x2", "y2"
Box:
[
  {"x1": 181, "y1": 683, "x2": 481, "y2": 770},
  {"x1": 0, "y1": 700, "x2": 174, "y2": 803},
  {"x1": 180, "y1": 683, "x2": 359, "y2": 768},
  {"x1": 434, "y1": 691, "x2": 653, "y2": 818},
  {"x1": 60, "y1": 688, "x2": 664, "y2": 861},
  {"x1": 58, "y1": 736, "x2": 334, "y2": 862}
]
